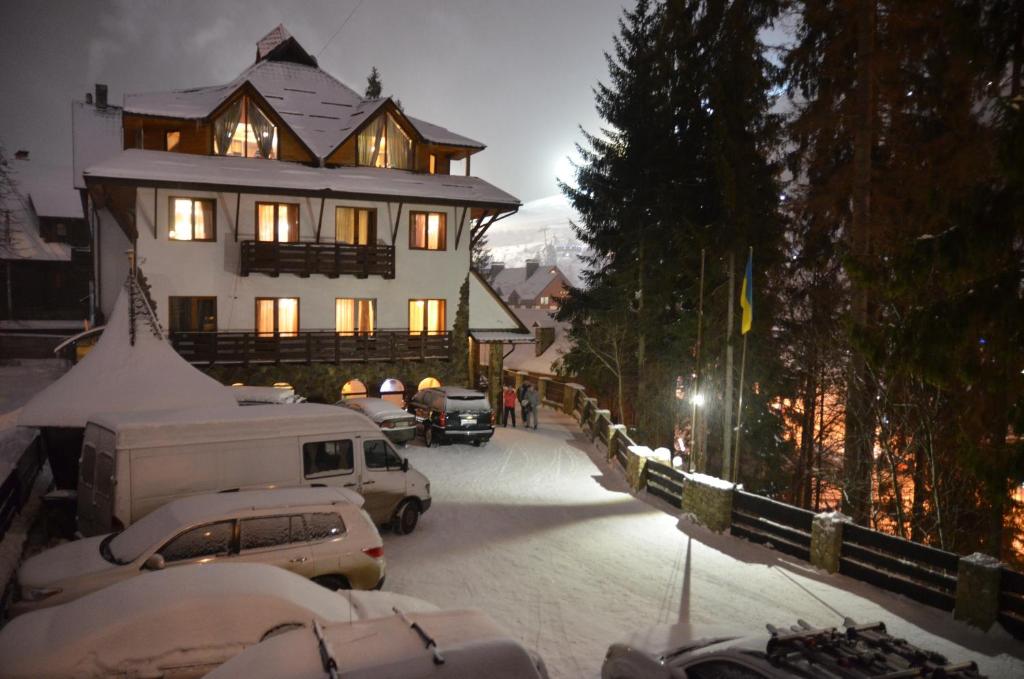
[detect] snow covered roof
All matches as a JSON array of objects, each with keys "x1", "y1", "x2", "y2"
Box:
[
  {"x1": 470, "y1": 331, "x2": 536, "y2": 343},
  {"x1": 17, "y1": 282, "x2": 239, "y2": 429},
  {"x1": 85, "y1": 149, "x2": 519, "y2": 209},
  {"x1": 122, "y1": 28, "x2": 483, "y2": 160},
  {"x1": 468, "y1": 270, "x2": 531, "y2": 334},
  {"x1": 489, "y1": 264, "x2": 568, "y2": 303},
  {"x1": 0, "y1": 164, "x2": 72, "y2": 262},
  {"x1": 10, "y1": 160, "x2": 82, "y2": 219}
]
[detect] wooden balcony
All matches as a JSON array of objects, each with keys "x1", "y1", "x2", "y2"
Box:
[
  {"x1": 240, "y1": 241, "x2": 395, "y2": 279},
  {"x1": 170, "y1": 329, "x2": 452, "y2": 365}
]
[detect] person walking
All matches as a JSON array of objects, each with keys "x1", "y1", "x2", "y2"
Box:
[
  {"x1": 502, "y1": 384, "x2": 517, "y2": 427},
  {"x1": 518, "y1": 381, "x2": 530, "y2": 428},
  {"x1": 525, "y1": 383, "x2": 541, "y2": 429}
]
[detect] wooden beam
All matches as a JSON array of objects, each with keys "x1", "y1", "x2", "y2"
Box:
[
  {"x1": 233, "y1": 191, "x2": 241, "y2": 242},
  {"x1": 390, "y1": 201, "x2": 404, "y2": 246},
  {"x1": 471, "y1": 207, "x2": 518, "y2": 249},
  {"x1": 454, "y1": 206, "x2": 469, "y2": 250},
  {"x1": 315, "y1": 193, "x2": 326, "y2": 243},
  {"x1": 152, "y1": 187, "x2": 158, "y2": 239}
]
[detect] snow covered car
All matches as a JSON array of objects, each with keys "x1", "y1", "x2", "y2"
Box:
[
  {"x1": 407, "y1": 386, "x2": 495, "y2": 447},
  {"x1": 205, "y1": 608, "x2": 550, "y2": 679},
  {"x1": 335, "y1": 397, "x2": 417, "y2": 445},
  {"x1": 13, "y1": 487, "x2": 385, "y2": 615},
  {"x1": 602, "y1": 619, "x2": 985, "y2": 679},
  {"x1": 0, "y1": 563, "x2": 438, "y2": 679}
]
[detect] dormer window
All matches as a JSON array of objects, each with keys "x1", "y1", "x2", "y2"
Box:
[
  {"x1": 214, "y1": 96, "x2": 278, "y2": 159},
  {"x1": 357, "y1": 112, "x2": 413, "y2": 170}
]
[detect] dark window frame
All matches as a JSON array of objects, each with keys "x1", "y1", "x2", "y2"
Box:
[
  {"x1": 255, "y1": 201, "x2": 301, "y2": 243},
  {"x1": 168, "y1": 196, "x2": 217, "y2": 242},
  {"x1": 364, "y1": 438, "x2": 404, "y2": 471},
  {"x1": 168, "y1": 296, "x2": 218, "y2": 333},
  {"x1": 254, "y1": 297, "x2": 300, "y2": 337},
  {"x1": 408, "y1": 298, "x2": 446, "y2": 336},
  {"x1": 302, "y1": 439, "x2": 355, "y2": 479},
  {"x1": 408, "y1": 211, "x2": 447, "y2": 251},
  {"x1": 334, "y1": 206, "x2": 378, "y2": 245}
]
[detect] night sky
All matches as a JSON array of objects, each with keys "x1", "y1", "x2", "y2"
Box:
[{"x1": 0, "y1": 0, "x2": 629, "y2": 203}]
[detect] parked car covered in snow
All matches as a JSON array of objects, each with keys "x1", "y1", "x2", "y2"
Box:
[
  {"x1": 76, "y1": 404, "x2": 431, "y2": 537},
  {"x1": 407, "y1": 386, "x2": 495, "y2": 447},
  {"x1": 335, "y1": 396, "x2": 417, "y2": 446},
  {"x1": 0, "y1": 563, "x2": 439, "y2": 679},
  {"x1": 14, "y1": 487, "x2": 384, "y2": 615},
  {"x1": 205, "y1": 608, "x2": 549, "y2": 679}
]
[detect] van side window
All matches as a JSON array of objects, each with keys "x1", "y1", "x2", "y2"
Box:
[
  {"x1": 240, "y1": 515, "x2": 294, "y2": 550},
  {"x1": 305, "y1": 512, "x2": 345, "y2": 540},
  {"x1": 94, "y1": 454, "x2": 114, "y2": 500},
  {"x1": 80, "y1": 444, "x2": 96, "y2": 485},
  {"x1": 303, "y1": 440, "x2": 354, "y2": 477},
  {"x1": 364, "y1": 439, "x2": 403, "y2": 470},
  {"x1": 159, "y1": 521, "x2": 234, "y2": 563}
]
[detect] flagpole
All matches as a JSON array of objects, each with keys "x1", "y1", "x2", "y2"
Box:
[{"x1": 732, "y1": 246, "x2": 753, "y2": 482}]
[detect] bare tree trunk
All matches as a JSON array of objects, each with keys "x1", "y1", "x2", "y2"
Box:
[
  {"x1": 797, "y1": 368, "x2": 818, "y2": 508},
  {"x1": 842, "y1": 0, "x2": 878, "y2": 525}
]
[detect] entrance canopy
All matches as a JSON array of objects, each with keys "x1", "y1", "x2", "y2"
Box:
[{"x1": 19, "y1": 280, "x2": 238, "y2": 429}]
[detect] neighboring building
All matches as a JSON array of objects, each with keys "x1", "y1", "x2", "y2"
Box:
[
  {"x1": 73, "y1": 25, "x2": 527, "y2": 378},
  {"x1": 484, "y1": 306, "x2": 569, "y2": 377},
  {"x1": 487, "y1": 260, "x2": 571, "y2": 310},
  {"x1": 0, "y1": 154, "x2": 91, "y2": 357}
]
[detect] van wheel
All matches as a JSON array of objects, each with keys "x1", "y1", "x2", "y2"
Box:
[
  {"x1": 393, "y1": 500, "x2": 420, "y2": 535},
  {"x1": 312, "y1": 574, "x2": 350, "y2": 591},
  {"x1": 424, "y1": 427, "x2": 435, "y2": 447}
]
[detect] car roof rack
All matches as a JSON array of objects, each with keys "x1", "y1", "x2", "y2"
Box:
[{"x1": 764, "y1": 618, "x2": 985, "y2": 679}]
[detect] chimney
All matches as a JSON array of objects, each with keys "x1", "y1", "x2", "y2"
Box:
[
  {"x1": 14, "y1": 150, "x2": 29, "y2": 161},
  {"x1": 95, "y1": 83, "x2": 108, "y2": 109},
  {"x1": 85, "y1": 92, "x2": 93, "y2": 105},
  {"x1": 525, "y1": 259, "x2": 540, "y2": 278}
]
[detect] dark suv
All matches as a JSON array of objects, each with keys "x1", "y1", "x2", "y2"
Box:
[{"x1": 407, "y1": 386, "x2": 495, "y2": 447}]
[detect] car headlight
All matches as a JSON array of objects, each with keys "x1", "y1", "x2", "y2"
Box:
[{"x1": 23, "y1": 586, "x2": 63, "y2": 602}]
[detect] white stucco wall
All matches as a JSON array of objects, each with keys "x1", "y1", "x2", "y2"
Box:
[
  {"x1": 96, "y1": 207, "x2": 131, "y2": 320},
  {"x1": 131, "y1": 187, "x2": 474, "y2": 332}
]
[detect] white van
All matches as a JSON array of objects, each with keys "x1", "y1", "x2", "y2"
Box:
[{"x1": 76, "y1": 404, "x2": 431, "y2": 537}]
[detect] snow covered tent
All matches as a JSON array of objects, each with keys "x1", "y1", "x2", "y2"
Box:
[{"x1": 18, "y1": 276, "x2": 238, "y2": 487}]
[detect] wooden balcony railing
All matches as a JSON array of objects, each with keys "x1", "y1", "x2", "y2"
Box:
[
  {"x1": 170, "y1": 330, "x2": 452, "y2": 365},
  {"x1": 240, "y1": 241, "x2": 395, "y2": 279}
]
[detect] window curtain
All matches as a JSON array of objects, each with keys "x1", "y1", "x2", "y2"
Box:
[
  {"x1": 409, "y1": 300, "x2": 425, "y2": 336},
  {"x1": 336, "y1": 207, "x2": 355, "y2": 244},
  {"x1": 277, "y1": 298, "x2": 298, "y2": 336},
  {"x1": 358, "y1": 117, "x2": 387, "y2": 167},
  {"x1": 411, "y1": 213, "x2": 426, "y2": 248},
  {"x1": 214, "y1": 99, "x2": 242, "y2": 156},
  {"x1": 427, "y1": 213, "x2": 442, "y2": 249},
  {"x1": 336, "y1": 298, "x2": 355, "y2": 335},
  {"x1": 193, "y1": 201, "x2": 209, "y2": 240},
  {"x1": 386, "y1": 116, "x2": 412, "y2": 170},
  {"x1": 427, "y1": 300, "x2": 445, "y2": 335},
  {"x1": 278, "y1": 204, "x2": 298, "y2": 242},
  {"x1": 257, "y1": 204, "x2": 276, "y2": 241},
  {"x1": 248, "y1": 100, "x2": 276, "y2": 159},
  {"x1": 172, "y1": 199, "x2": 193, "y2": 240},
  {"x1": 359, "y1": 299, "x2": 375, "y2": 334},
  {"x1": 256, "y1": 299, "x2": 276, "y2": 336}
]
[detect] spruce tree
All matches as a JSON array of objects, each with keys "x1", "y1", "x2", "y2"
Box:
[{"x1": 364, "y1": 66, "x2": 382, "y2": 98}]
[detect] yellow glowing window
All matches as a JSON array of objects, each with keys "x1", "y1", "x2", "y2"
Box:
[
  {"x1": 428, "y1": 154, "x2": 436, "y2": 174},
  {"x1": 335, "y1": 207, "x2": 376, "y2": 245},
  {"x1": 256, "y1": 297, "x2": 299, "y2": 337},
  {"x1": 213, "y1": 96, "x2": 278, "y2": 159},
  {"x1": 165, "y1": 131, "x2": 180, "y2": 152},
  {"x1": 409, "y1": 212, "x2": 446, "y2": 251},
  {"x1": 357, "y1": 112, "x2": 413, "y2": 169},
  {"x1": 336, "y1": 298, "x2": 375, "y2": 335},
  {"x1": 256, "y1": 202, "x2": 299, "y2": 243},
  {"x1": 408, "y1": 299, "x2": 445, "y2": 336},
  {"x1": 169, "y1": 197, "x2": 215, "y2": 241}
]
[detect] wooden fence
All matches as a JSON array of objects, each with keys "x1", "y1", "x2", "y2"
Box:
[
  {"x1": 731, "y1": 490, "x2": 815, "y2": 562},
  {"x1": 240, "y1": 241, "x2": 395, "y2": 279},
  {"x1": 999, "y1": 568, "x2": 1024, "y2": 638}
]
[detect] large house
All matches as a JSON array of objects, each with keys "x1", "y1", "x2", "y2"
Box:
[
  {"x1": 73, "y1": 26, "x2": 528, "y2": 391},
  {"x1": 487, "y1": 260, "x2": 571, "y2": 310}
]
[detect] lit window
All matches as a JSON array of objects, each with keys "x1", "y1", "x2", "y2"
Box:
[
  {"x1": 408, "y1": 299, "x2": 445, "y2": 335},
  {"x1": 409, "y1": 212, "x2": 446, "y2": 251},
  {"x1": 539, "y1": 296, "x2": 550, "y2": 306},
  {"x1": 428, "y1": 154, "x2": 436, "y2": 174},
  {"x1": 256, "y1": 203, "x2": 299, "y2": 243},
  {"x1": 336, "y1": 298, "x2": 375, "y2": 335},
  {"x1": 213, "y1": 96, "x2": 278, "y2": 159},
  {"x1": 357, "y1": 112, "x2": 413, "y2": 169},
  {"x1": 256, "y1": 297, "x2": 299, "y2": 337},
  {"x1": 166, "y1": 131, "x2": 180, "y2": 152},
  {"x1": 170, "y1": 197, "x2": 215, "y2": 241},
  {"x1": 335, "y1": 207, "x2": 376, "y2": 245}
]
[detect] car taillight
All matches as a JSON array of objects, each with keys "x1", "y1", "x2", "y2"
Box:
[
  {"x1": 363, "y1": 546, "x2": 384, "y2": 559},
  {"x1": 439, "y1": 411, "x2": 446, "y2": 427}
]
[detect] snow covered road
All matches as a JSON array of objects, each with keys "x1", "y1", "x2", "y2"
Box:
[{"x1": 384, "y1": 406, "x2": 1024, "y2": 678}]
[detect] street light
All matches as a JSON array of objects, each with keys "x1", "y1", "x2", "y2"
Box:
[{"x1": 690, "y1": 393, "x2": 705, "y2": 407}]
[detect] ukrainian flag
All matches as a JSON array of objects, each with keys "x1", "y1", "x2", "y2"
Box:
[{"x1": 740, "y1": 250, "x2": 753, "y2": 334}]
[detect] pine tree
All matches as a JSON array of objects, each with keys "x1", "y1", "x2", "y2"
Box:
[{"x1": 364, "y1": 66, "x2": 382, "y2": 99}]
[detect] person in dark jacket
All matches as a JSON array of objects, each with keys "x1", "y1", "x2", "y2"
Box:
[{"x1": 525, "y1": 383, "x2": 540, "y2": 429}]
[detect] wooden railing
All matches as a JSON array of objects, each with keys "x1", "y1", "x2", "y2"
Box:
[
  {"x1": 171, "y1": 330, "x2": 451, "y2": 365},
  {"x1": 240, "y1": 241, "x2": 395, "y2": 279},
  {"x1": 731, "y1": 490, "x2": 816, "y2": 562}
]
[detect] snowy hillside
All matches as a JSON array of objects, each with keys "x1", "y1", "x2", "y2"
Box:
[{"x1": 486, "y1": 194, "x2": 591, "y2": 288}]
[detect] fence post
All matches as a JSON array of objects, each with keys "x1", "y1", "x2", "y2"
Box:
[
  {"x1": 593, "y1": 408, "x2": 611, "y2": 444},
  {"x1": 623, "y1": 444, "x2": 651, "y2": 492},
  {"x1": 608, "y1": 424, "x2": 627, "y2": 462},
  {"x1": 954, "y1": 553, "x2": 1003, "y2": 631},
  {"x1": 582, "y1": 397, "x2": 597, "y2": 428},
  {"x1": 562, "y1": 384, "x2": 578, "y2": 416},
  {"x1": 810, "y1": 511, "x2": 851, "y2": 574},
  {"x1": 538, "y1": 377, "x2": 548, "y2": 404}
]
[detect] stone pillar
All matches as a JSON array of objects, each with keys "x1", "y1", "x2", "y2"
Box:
[
  {"x1": 679, "y1": 473, "x2": 735, "y2": 533},
  {"x1": 810, "y1": 511, "x2": 851, "y2": 574},
  {"x1": 593, "y1": 408, "x2": 611, "y2": 443},
  {"x1": 487, "y1": 343, "x2": 504, "y2": 412},
  {"x1": 608, "y1": 424, "x2": 627, "y2": 460},
  {"x1": 582, "y1": 397, "x2": 597, "y2": 427},
  {"x1": 624, "y1": 445, "x2": 651, "y2": 492},
  {"x1": 562, "y1": 384, "x2": 578, "y2": 415},
  {"x1": 954, "y1": 553, "x2": 1003, "y2": 631}
]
